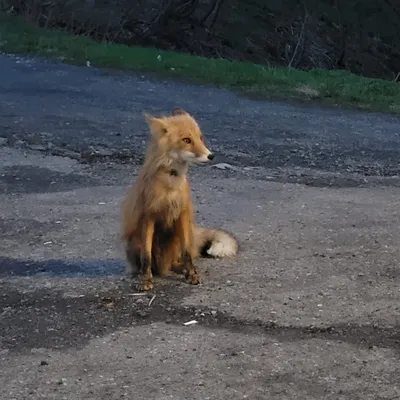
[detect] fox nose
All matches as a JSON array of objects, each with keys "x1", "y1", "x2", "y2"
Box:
[{"x1": 207, "y1": 153, "x2": 214, "y2": 160}]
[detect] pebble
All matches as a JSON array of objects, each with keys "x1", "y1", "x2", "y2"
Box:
[
  {"x1": 212, "y1": 163, "x2": 239, "y2": 171},
  {"x1": 93, "y1": 148, "x2": 114, "y2": 157}
]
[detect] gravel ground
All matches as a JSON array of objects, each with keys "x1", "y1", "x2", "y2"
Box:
[{"x1": 0, "y1": 53, "x2": 400, "y2": 400}]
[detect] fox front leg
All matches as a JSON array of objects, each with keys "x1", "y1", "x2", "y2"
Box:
[
  {"x1": 176, "y1": 211, "x2": 201, "y2": 285},
  {"x1": 182, "y1": 251, "x2": 200, "y2": 285},
  {"x1": 138, "y1": 218, "x2": 155, "y2": 291}
]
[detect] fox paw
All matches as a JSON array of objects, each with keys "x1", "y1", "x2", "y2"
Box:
[
  {"x1": 137, "y1": 278, "x2": 154, "y2": 292},
  {"x1": 186, "y1": 272, "x2": 201, "y2": 285}
]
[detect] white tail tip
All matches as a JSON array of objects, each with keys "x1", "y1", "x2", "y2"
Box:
[{"x1": 206, "y1": 232, "x2": 238, "y2": 257}]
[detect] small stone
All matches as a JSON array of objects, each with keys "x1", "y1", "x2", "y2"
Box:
[
  {"x1": 211, "y1": 310, "x2": 217, "y2": 316},
  {"x1": 94, "y1": 148, "x2": 114, "y2": 157},
  {"x1": 28, "y1": 144, "x2": 47, "y2": 151},
  {"x1": 0, "y1": 137, "x2": 8, "y2": 146},
  {"x1": 183, "y1": 320, "x2": 198, "y2": 326},
  {"x1": 212, "y1": 163, "x2": 239, "y2": 171}
]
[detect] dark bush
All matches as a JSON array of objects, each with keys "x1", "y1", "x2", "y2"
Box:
[{"x1": 2, "y1": 0, "x2": 400, "y2": 80}]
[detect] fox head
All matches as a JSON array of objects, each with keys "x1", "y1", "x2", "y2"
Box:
[{"x1": 143, "y1": 108, "x2": 214, "y2": 165}]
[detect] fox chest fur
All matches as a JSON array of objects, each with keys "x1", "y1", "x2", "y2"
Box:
[{"x1": 143, "y1": 174, "x2": 191, "y2": 229}]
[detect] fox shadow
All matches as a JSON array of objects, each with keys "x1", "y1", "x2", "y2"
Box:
[
  {"x1": 0, "y1": 256, "x2": 206, "y2": 282},
  {"x1": 0, "y1": 256, "x2": 126, "y2": 278}
]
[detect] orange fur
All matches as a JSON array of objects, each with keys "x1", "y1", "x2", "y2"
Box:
[{"x1": 121, "y1": 108, "x2": 238, "y2": 291}]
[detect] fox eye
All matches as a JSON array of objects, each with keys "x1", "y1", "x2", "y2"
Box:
[{"x1": 182, "y1": 138, "x2": 191, "y2": 144}]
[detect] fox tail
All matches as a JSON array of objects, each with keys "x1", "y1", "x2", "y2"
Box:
[{"x1": 193, "y1": 226, "x2": 238, "y2": 258}]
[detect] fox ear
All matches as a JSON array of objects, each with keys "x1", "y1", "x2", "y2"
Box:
[
  {"x1": 171, "y1": 108, "x2": 187, "y2": 116},
  {"x1": 143, "y1": 112, "x2": 168, "y2": 135}
]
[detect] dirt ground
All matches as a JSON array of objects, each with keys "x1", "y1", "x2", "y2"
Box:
[{"x1": 1, "y1": 53, "x2": 400, "y2": 400}]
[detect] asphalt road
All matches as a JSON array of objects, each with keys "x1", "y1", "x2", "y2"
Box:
[{"x1": 1, "y1": 53, "x2": 400, "y2": 400}]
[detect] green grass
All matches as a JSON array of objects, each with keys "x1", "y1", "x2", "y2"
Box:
[{"x1": 1, "y1": 16, "x2": 400, "y2": 113}]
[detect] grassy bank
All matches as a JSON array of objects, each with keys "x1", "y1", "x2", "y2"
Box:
[{"x1": 1, "y1": 16, "x2": 400, "y2": 113}]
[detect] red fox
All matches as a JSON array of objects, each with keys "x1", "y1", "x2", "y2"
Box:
[{"x1": 120, "y1": 108, "x2": 238, "y2": 291}]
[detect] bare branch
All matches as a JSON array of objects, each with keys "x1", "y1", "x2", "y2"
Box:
[{"x1": 288, "y1": 4, "x2": 308, "y2": 68}]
